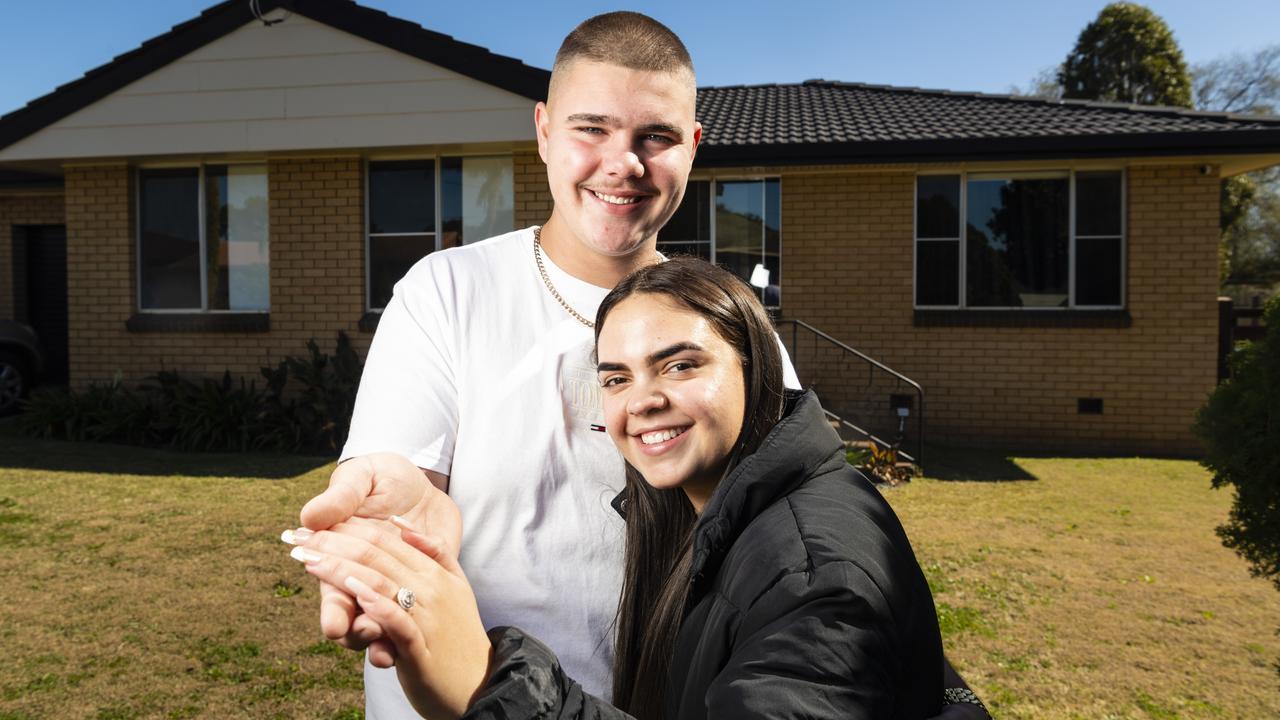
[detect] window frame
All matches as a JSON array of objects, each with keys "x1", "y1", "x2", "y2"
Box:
[
  {"x1": 364, "y1": 152, "x2": 514, "y2": 312},
  {"x1": 912, "y1": 168, "x2": 1126, "y2": 311},
  {"x1": 660, "y1": 174, "x2": 783, "y2": 309},
  {"x1": 134, "y1": 162, "x2": 270, "y2": 314}
]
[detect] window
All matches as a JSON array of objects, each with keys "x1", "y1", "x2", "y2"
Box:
[
  {"x1": 914, "y1": 170, "x2": 1124, "y2": 309},
  {"x1": 657, "y1": 178, "x2": 781, "y2": 308},
  {"x1": 138, "y1": 165, "x2": 269, "y2": 312},
  {"x1": 367, "y1": 155, "x2": 513, "y2": 310}
]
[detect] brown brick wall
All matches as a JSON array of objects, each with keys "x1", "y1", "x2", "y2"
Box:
[
  {"x1": 780, "y1": 165, "x2": 1220, "y2": 456},
  {"x1": 64, "y1": 159, "x2": 370, "y2": 387},
  {"x1": 65, "y1": 154, "x2": 549, "y2": 388},
  {"x1": 60, "y1": 153, "x2": 1216, "y2": 454},
  {"x1": 0, "y1": 192, "x2": 65, "y2": 321},
  {"x1": 514, "y1": 150, "x2": 550, "y2": 229}
]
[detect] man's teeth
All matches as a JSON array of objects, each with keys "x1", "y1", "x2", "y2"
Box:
[
  {"x1": 641, "y1": 427, "x2": 687, "y2": 445},
  {"x1": 593, "y1": 191, "x2": 640, "y2": 205}
]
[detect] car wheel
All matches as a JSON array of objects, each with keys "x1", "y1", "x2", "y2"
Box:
[{"x1": 0, "y1": 350, "x2": 28, "y2": 416}]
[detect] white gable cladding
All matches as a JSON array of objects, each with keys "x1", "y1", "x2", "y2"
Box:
[{"x1": 0, "y1": 13, "x2": 536, "y2": 162}]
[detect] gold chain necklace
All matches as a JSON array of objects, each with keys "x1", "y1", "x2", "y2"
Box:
[{"x1": 533, "y1": 226, "x2": 595, "y2": 328}]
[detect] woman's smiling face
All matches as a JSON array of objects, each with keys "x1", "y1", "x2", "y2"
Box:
[{"x1": 596, "y1": 293, "x2": 746, "y2": 511}]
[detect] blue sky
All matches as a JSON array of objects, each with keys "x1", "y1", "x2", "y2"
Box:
[{"x1": 1, "y1": 0, "x2": 1278, "y2": 116}]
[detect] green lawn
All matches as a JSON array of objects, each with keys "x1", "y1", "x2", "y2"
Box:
[{"x1": 0, "y1": 431, "x2": 1275, "y2": 719}]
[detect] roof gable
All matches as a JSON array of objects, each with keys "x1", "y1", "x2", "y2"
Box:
[{"x1": 0, "y1": 0, "x2": 550, "y2": 158}]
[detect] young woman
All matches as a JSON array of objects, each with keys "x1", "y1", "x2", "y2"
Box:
[{"x1": 287, "y1": 258, "x2": 967, "y2": 719}]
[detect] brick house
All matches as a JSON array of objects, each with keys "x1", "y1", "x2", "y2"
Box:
[{"x1": 2, "y1": 0, "x2": 1278, "y2": 455}]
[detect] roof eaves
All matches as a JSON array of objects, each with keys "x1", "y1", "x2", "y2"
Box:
[{"x1": 694, "y1": 127, "x2": 1280, "y2": 168}]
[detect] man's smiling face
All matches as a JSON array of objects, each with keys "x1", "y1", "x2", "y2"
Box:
[{"x1": 536, "y1": 60, "x2": 701, "y2": 260}]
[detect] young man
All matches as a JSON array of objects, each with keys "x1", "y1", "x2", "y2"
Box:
[
  {"x1": 298, "y1": 12, "x2": 987, "y2": 719},
  {"x1": 303, "y1": 13, "x2": 716, "y2": 717}
]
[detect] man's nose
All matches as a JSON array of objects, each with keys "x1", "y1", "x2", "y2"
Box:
[{"x1": 603, "y1": 138, "x2": 645, "y2": 179}]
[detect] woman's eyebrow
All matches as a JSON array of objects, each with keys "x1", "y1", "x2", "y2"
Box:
[
  {"x1": 647, "y1": 342, "x2": 703, "y2": 365},
  {"x1": 597, "y1": 342, "x2": 704, "y2": 373}
]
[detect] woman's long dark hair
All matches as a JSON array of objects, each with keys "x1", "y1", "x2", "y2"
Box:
[{"x1": 596, "y1": 257, "x2": 785, "y2": 719}]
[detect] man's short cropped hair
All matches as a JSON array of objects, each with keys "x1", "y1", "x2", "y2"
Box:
[{"x1": 550, "y1": 11, "x2": 694, "y2": 94}]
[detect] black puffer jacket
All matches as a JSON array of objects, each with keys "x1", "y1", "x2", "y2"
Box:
[{"x1": 464, "y1": 390, "x2": 943, "y2": 719}]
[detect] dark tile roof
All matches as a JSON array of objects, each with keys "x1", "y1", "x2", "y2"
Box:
[
  {"x1": 0, "y1": 0, "x2": 550, "y2": 154},
  {"x1": 1, "y1": 1, "x2": 1277, "y2": 167},
  {"x1": 694, "y1": 80, "x2": 1280, "y2": 166}
]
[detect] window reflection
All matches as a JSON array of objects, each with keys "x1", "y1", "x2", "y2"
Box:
[
  {"x1": 965, "y1": 177, "x2": 1069, "y2": 308},
  {"x1": 139, "y1": 169, "x2": 201, "y2": 310}
]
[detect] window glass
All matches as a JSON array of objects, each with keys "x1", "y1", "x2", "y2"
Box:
[
  {"x1": 763, "y1": 178, "x2": 781, "y2": 308},
  {"x1": 657, "y1": 181, "x2": 711, "y2": 260},
  {"x1": 369, "y1": 235, "x2": 434, "y2": 310},
  {"x1": 917, "y1": 175, "x2": 960, "y2": 239},
  {"x1": 441, "y1": 156, "x2": 514, "y2": 248},
  {"x1": 716, "y1": 180, "x2": 765, "y2": 294},
  {"x1": 1076, "y1": 171, "x2": 1123, "y2": 236},
  {"x1": 368, "y1": 160, "x2": 436, "y2": 310},
  {"x1": 139, "y1": 168, "x2": 201, "y2": 310},
  {"x1": 658, "y1": 178, "x2": 781, "y2": 306},
  {"x1": 916, "y1": 240, "x2": 959, "y2": 306},
  {"x1": 1076, "y1": 237, "x2": 1122, "y2": 306},
  {"x1": 205, "y1": 165, "x2": 269, "y2": 311},
  {"x1": 369, "y1": 160, "x2": 434, "y2": 234},
  {"x1": 966, "y1": 176, "x2": 1069, "y2": 307}
]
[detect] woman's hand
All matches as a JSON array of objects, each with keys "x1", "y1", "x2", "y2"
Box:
[
  {"x1": 288, "y1": 517, "x2": 492, "y2": 720},
  {"x1": 299, "y1": 452, "x2": 461, "y2": 668}
]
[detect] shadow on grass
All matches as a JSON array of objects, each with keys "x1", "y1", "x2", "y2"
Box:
[
  {"x1": 922, "y1": 444, "x2": 1039, "y2": 483},
  {"x1": 0, "y1": 422, "x2": 333, "y2": 479}
]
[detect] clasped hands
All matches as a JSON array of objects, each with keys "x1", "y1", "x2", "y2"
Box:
[{"x1": 286, "y1": 452, "x2": 491, "y2": 719}]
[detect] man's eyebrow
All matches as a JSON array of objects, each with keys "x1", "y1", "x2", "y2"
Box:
[
  {"x1": 566, "y1": 113, "x2": 614, "y2": 125},
  {"x1": 597, "y1": 361, "x2": 627, "y2": 372},
  {"x1": 564, "y1": 115, "x2": 684, "y2": 141},
  {"x1": 638, "y1": 123, "x2": 683, "y2": 140}
]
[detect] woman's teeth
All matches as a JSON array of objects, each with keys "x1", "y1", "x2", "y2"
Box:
[
  {"x1": 641, "y1": 427, "x2": 687, "y2": 445},
  {"x1": 593, "y1": 191, "x2": 640, "y2": 205}
]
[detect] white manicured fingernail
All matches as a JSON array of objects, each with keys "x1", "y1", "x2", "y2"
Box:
[
  {"x1": 280, "y1": 528, "x2": 314, "y2": 545},
  {"x1": 290, "y1": 546, "x2": 322, "y2": 564},
  {"x1": 389, "y1": 515, "x2": 413, "y2": 531}
]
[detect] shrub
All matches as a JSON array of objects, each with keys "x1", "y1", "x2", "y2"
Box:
[
  {"x1": 1193, "y1": 295, "x2": 1280, "y2": 591},
  {"x1": 17, "y1": 333, "x2": 363, "y2": 456}
]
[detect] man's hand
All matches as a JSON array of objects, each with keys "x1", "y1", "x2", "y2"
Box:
[{"x1": 298, "y1": 453, "x2": 460, "y2": 661}]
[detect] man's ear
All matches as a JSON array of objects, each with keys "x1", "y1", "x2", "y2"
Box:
[
  {"x1": 691, "y1": 121, "x2": 703, "y2": 158},
  {"x1": 535, "y1": 102, "x2": 551, "y2": 164}
]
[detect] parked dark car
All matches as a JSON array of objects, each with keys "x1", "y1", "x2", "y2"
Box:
[{"x1": 0, "y1": 321, "x2": 43, "y2": 416}]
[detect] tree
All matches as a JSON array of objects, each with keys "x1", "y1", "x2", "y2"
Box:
[
  {"x1": 1194, "y1": 45, "x2": 1280, "y2": 282},
  {"x1": 1194, "y1": 296, "x2": 1280, "y2": 591},
  {"x1": 1193, "y1": 45, "x2": 1280, "y2": 115},
  {"x1": 1010, "y1": 65, "x2": 1064, "y2": 100},
  {"x1": 1058, "y1": 3, "x2": 1192, "y2": 108}
]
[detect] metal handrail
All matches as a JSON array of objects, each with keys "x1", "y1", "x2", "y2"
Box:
[
  {"x1": 825, "y1": 410, "x2": 916, "y2": 464},
  {"x1": 776, "y1": 319, "x2": 925, "y2": 468}
]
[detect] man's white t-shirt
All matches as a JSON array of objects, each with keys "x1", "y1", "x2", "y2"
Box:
[{"x1": 341, "y1": 227, "x2": 800, "y2": 718}]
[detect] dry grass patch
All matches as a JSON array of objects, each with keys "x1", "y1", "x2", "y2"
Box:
[
  {"x1": 0, "y1": 432, "x2": 364, "y2": 720},
  {"x1": 889, "y1": 450, "x2": 1280, "y2": 719},
  {"x1": 0, "y1": 430, "x2": 1276, "y2": 719}
]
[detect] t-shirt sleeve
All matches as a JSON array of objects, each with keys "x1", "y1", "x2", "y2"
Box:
[
  {"x1": 340, "y1": 261, "x2": 459, "y2": 475},
  {"x1": 775, "y1": 332, "x2": 802, "y2": 390}
]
